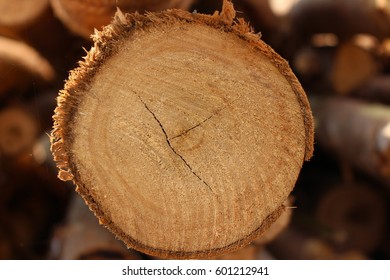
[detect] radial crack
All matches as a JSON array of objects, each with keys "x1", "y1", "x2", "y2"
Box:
[
  {"x1": 138, "y1": 96, "x2": 215, "y2": 194},
  {"x1": 169, "y1": 95, "x2": 242, "y2": 140},
  {"x1": 170, "y1": 115, "x2": 214, "y2": 140}
]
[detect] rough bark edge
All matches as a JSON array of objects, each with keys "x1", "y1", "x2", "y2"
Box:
[{"x1": 50, "y1": 0, "x2": 313, "y2": 258}]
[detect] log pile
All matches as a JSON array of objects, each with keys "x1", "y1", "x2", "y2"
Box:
[{"x1": 0, "y1": 0, "x2": 389, "y2": 260}]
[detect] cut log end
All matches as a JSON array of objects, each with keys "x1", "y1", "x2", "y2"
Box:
[
  {"x1": 0, "y1": 107, "x2": 39, "y2": 157},
  {"x1": 316, "y1": 184, "x2": 386, "y2": 253},
  {"x1": 0, "y1": 0, "x2": 49, "y2": 30},
  {"x1": 51, "y1": 0, "x2": 313, "y2": 259},
  {"x1": 0, "y1": 36, "x2": 55, "y2": 95}
]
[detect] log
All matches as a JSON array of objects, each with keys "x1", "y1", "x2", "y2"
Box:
[
  {"x1": 50, "y1": 195, "x2": 141, "y2": 260},
  {"x1": 352, "y1": 75, "x2": 390, "y2": 105},
  {"x1": 311, "y1": 95, "x2": 390, "y2": 185},
  {"x1": 289, "y1": 0, "x2": 390, "y2": 41},
  {"x1": 51, "y1": 0, "x2": 195, "y2": 38},
  {"x1": 0, "y1": 91, "x2": 57, "y2": 158},
  {"x1": 0, "y1": 107, "x2": 39, "y2": 157},
  {"x1": 0, "y1": 1, "x2": 90, "y2": 79},
  {"x1": 316, "y1": 184, "x2": 386, "y2": 253},
  {"x1": 275, "y1": 0, "x2": 390, "y2": 59},
  {"x1": 330, "y1": 41, "x2": 379, "y2": 95},
  {"x1": 50, "y1": 0, "x2": 314, "y2": 259},
  {"x1": 0, "y1": 0, "x2": 50, "y2": 38},
  {"x1": 292, "y1": 46, "x2": 335, "y2": 92},
  {"x1": 0, "y1": 36, "x2": 55, "y2": 97}
]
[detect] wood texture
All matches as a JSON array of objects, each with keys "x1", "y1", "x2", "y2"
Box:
[
  {"x1": 51, "y1": 0, "x2": 195, "y2": 38},
  {"x1": 50, "y1": 0, "x2": 314, "y2": 259}
]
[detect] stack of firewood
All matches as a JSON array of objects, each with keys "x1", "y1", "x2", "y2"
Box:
[{"x1": 0, "y1": 0, "x2": 388, "y2": 260}]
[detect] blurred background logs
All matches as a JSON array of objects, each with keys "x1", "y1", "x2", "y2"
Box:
[{"x1": 0, "y1": 0, "x2": 389, "y2": 260}]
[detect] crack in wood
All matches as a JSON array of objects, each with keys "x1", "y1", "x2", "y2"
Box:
[
  {"x1": 170, "y1": 115, "x2": 214, "y2": 140},
  {"x1": 168, "y1": 94, "x2": 244, "y2": 141},
  {"x1": 138, "y1": 95, "x2": 215, "y2": 195}
]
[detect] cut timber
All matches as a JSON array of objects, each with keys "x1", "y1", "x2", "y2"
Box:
[
  {"x1": 51, "y1": 0, "x2": 195, "y2": 38},
  {"x1": 51, "y1": 0, "x2": 314, "y2": 259},
  {"x1": 292, "y1": 46, "x2": 335, "y2": 91},
  {"x1": 278, "y1": 0, "x2": 390, "y2": 60},
  {"x1": 0, "y1": 91, "x2": 57, "y2": 157},
  {"x1": 353, "y1": 75, "x2": 390, "y2": 105},
  {"x1": 289, "y1": 0, "x2": 390, "y2": 41},
  {"x1": 0, "y1": 1, "x2": 88, "y2": 78},
  {"x1": 316, "y1": 184, "x2": 386, "y2": 253},
  {"x1": 0, "y1": 107, "x2": 39, "y2": 157},
  {"x1": 331, "y1": 42, "x2": 379, "y2": 95},
  {"x1": 311, "y1": 95, "x2": 390, "y2": 185},
  {"x1": 0, "y1": 37, "x2": 55, "y2": 96},
  {"x1": 51, "y1": 195, "x2": 141, "y2": 260},
  {"x1": 0, "y1": 0, "x2": 50, "y2": 37}
]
